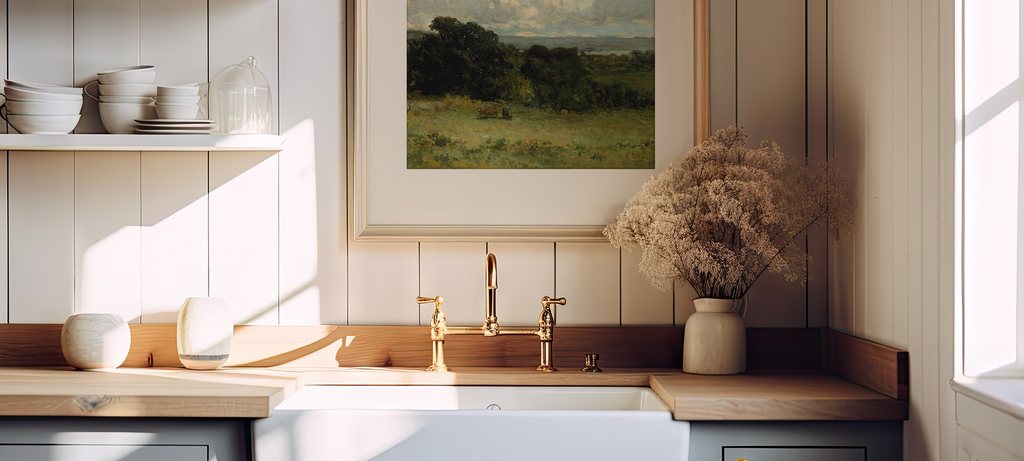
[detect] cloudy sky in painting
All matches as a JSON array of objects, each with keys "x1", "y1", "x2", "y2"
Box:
[{"x1": 407, "y1": 0, "x2": 654, "y2": 37}]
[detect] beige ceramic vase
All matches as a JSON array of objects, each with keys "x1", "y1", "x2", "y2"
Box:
[
  {"x1": 177, "y1": 297, "x2": 233, "y2": 370},
  {"x1": 682, "y1": 298, "x2": 747, "y2": 375}
]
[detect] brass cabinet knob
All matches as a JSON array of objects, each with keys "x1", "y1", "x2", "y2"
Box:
[{"x1": 582, "y1": 353, "x2": 602, "y2": 372}]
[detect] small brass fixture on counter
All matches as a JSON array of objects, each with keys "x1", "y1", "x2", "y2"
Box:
[
  {"x1": 416, "y1": 253, "x2": 567, "y2": 372},
  {"x1": 582, "y1": 353, "x2": 602, "y2": 372}
]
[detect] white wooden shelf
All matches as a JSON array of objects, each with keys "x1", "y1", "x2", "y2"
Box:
[{"x1": 0, "y1": 134, "x2": 286, "y2": 152}]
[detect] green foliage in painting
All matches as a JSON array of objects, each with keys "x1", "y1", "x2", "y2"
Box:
[{"x1": 407, "y1": 16, "x2": 655, "y2": 169}]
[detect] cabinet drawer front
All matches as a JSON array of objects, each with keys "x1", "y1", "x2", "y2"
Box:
[
  {"x1": 725, "y1": 447, "x2": 865, "y2": 461},
  {"x1": 0, "y1": 444, "x2": 207, "y2": 461}
]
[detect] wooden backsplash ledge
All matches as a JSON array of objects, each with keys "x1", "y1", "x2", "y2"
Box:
[{"x1": 0, "y1": 324, "x2": 821, "y2": 370}]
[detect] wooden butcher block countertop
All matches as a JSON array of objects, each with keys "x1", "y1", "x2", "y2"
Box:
[
  {"x1": 649, "y1": 372, "x2": 908, "y2": 421},
  {"x1": 0, "y1": 367, "x2": 906, "y2": 420}
]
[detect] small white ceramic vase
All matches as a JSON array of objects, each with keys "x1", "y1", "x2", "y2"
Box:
[
  {"x1": 61, "y1": 313, "x2": 132, "y2": 370},
  {"x1": 177, "y1": 297, "x2": 233, "y2": 370},
  {"x1": 682, "y1": 297, "x2": 747, "y2": 375}
]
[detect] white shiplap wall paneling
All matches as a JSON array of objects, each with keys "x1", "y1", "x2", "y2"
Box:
[
  {"x1": 209, "y1": 151, "x2": 279, "y2": 325},
  {"x1": 209, "y1": 0, "x2": 279, "y2": 134},
  {"x1": 555, "y1": 243, "x2": 620, "y2": 326},
  {"x1": 8, "y1": 152, "x2": 75, "y2": 323},
  {"x1": 278, "y1": 120, "x2": 321, "y2": 326},
  {"x1": 0, "y1": 152, "x2": 7, "y2": 322},
  {"x1": 737, "y1": 0, "x2": 809, "y2": 328},
  {"x1": 829, "y1": 0, "x2": 862, "y2": 334},
  {"x1": 137, "y1": 0, "x2": 210, "y2": 324},
  {"x1": 279, "y1": 0, "x2": 346, "y2": 325},
  {"x1": 807, "y1": 0, "x2": 830, "y2": 328},
  {"x1": 674, "y1": 279, "x2": 699, "y2": 326},
  {"x1": 141, "y1": 151, "x2": 209, "y2": 324},
  {"x1": 710, "y1": 0, "x2": 737, "y2": 131},
  {"x1": 73, "y1": 0, "x2": 139, "y2": 134},
  {"x1": 486, "y1": 243, "x2": 554, "y2": 326},
  {"x1": 890, "y1": 0, "x2": 911, "y2": 351},
  {"x1": 620, "y1": 247, "x2": 673, "y2": 326},
  {"x1": 905, "y1": 0, "x2": 927, "y2": 456},
  {"x1": 863, "y1": 0, "x2": 895, "y2": 345},
  {"x1": 7, "y1": 0, "x2": 73, "y2": 86},
  {"x1": 419, "y1": 242, "x2": 486, "y2": 327},
  {"x1": 74, "y1": 152, "x2": 142, "y2": 322},
  {"x1": 348, "y1": 242, "x2": 419, "y2": 325},
  {"x1": 140, "y1": 0, "x2": 208, "y2": 86}
]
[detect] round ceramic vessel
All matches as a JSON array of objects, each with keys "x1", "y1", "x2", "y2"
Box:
[
  {"x1": 99, "y1": 102, "x2": 156, "y2": 133},
  {"x1": 177, "y1": 297, "x2": 233, "y2": 370},
  {"x1": 61, "y1": 313, "x2": 132, "y2": 370}
]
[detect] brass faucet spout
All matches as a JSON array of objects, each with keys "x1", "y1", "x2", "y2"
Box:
[{"x1": 484, "y1": 253, "x2": 499, "y2": 336}]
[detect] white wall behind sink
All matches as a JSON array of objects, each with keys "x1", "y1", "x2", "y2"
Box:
[{"x1": 0, "y1": 0, "x2": 819, "y2": 329}]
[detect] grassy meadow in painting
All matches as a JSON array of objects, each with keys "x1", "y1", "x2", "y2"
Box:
[{"x1": 406, "y1": 2, "x2": 654, "y2": 169}]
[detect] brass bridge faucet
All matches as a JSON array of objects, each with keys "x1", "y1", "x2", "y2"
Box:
[{"x1": 416, "y1": 253, "x2": 567, "y2": 372}]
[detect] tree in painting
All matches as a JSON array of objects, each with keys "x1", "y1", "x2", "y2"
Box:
[{"x1": 407, "y1": 0, "x2": 655, "y2": 169}]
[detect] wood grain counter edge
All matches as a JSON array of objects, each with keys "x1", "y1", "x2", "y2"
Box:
[{"x1": 0, "y1": 368, "x2": 908, "y2": 420}]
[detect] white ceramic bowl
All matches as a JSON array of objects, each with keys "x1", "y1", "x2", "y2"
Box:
[
  {"x1": 99, "y1": 102, "x2": 156, "y2": 134},
  {"x1": 3, "y1": 85, "x2": 83, "y2": 101},
  {"x1": 4, "y1": 99, "x2": 83, "y2": 115},
  {"x1": 99, "y1": 95, "x2": 155, "y2": 104},
  {"x1": 96, "y1": 65, "x2": 157, "y2": 84},
  {"x1": 156, "y1": 95, "x2": 201, "y2": 105},
  {"x1": 6, "y1": 114, "x2": 81, "y2": 134},
  {"x1": 156, "y1": 104, "x2": 199, "y2": 120},
  {"x1": 157, "y1": 84, "x2": 201, "y2": 96},
  {"x1": 98, "y1": 83, "x2": 157, "y2": 97},
  {"x1": 4, "y1": 80, "x2": 83, "y2": 95}
]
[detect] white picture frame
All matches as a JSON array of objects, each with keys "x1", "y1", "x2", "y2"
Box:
[{"x1": 350, "y1": 0, "x2": 709, "y2": 241}]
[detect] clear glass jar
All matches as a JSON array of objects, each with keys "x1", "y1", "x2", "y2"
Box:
[{"x1": 209, "y1": 56, "x2": 274, "y2": 134}]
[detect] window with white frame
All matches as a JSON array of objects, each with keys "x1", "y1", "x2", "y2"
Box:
[{"x1": 957, "y1": 0, "x2": 1024, "y2": 377}]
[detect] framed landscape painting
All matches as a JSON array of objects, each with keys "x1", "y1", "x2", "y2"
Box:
[
  {"x1": 352, "y1": 0, "x2": 702, "y2": 240},
  {"x1": 406, "y1": 1, "x2": 655, "y2": 170}
]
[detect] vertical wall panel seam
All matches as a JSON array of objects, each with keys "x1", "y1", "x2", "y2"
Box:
[
  {"x1": 71, "y1": 151, "x2": 76, "y2": 314},
  {"x1": 136, "y1": 0, "x2": 140, "y2": 65},
  {"x1": 417, "y1": 242, "x2": 421, "y2": 326},
  {"x1": 804, "y1": 0, "x2": 810, "y2": 329},
  {"x1": 138, "y1": 151, "x2": 142, "y2": 322},
  {"x1": 206, "y1": 152, "x2": 210, "y2": 297},
  {"x1": 205, "y1": 0, "x2": 210, "y2": 299},
  {"x1": 277, "y1": 0, "x2": 282, "y2": 321}
]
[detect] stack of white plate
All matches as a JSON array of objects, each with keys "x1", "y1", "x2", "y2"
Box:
[
  {"x1": 2, "y1": 80, "x2": 83, "y2": 134},
  {"x1": 134, "y1": 119, "x2": 216, "y2": 134}
]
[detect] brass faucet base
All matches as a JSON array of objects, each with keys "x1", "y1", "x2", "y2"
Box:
[
  {"x1": 426, "y1": 364, "x2": 448, "y2": 372},
  {"x1": 536, "y1": 365, "x2": 556, "y2": 372}
]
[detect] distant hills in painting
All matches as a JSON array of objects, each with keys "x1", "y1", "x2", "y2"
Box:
[{"x1": 407, "y1": 30, "x2": 653, "y2": 56}]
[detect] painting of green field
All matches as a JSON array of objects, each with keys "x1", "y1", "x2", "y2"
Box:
[{"x1": 407, "y1": 0, "x2": 654, "y2": 169}]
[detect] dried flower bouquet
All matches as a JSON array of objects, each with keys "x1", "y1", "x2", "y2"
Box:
[{"x1": 604, "y1": 126, "x2": 854, "y2": 300}]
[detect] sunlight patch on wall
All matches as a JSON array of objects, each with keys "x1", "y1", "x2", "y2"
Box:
[{"x1": 280, "y1": 118, "x2": 320, "y2": 325}]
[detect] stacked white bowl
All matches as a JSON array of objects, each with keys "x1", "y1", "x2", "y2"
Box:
[
  {"x1": 95, "y1": 66, "x2": 157, "y2": 134},
  {"x1": 1, "y1": 80, "x2": 83, "y2": 134},
  {"x1": 156, "y1": 84, "x2": 201, "y2": 120}
]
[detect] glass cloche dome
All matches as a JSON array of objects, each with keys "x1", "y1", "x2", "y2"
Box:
[{"x1": 209, "y1": 56, "x2": 274, "y2": 134}]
